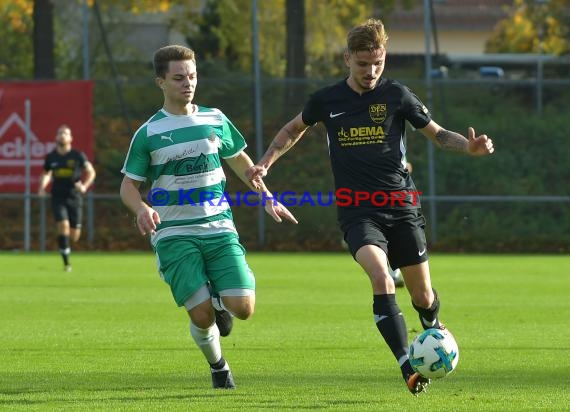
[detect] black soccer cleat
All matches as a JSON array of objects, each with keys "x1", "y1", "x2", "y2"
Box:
[
  {"x1": 214, "y1": 308, "x2": 234, "y2": 337},
  {"x1": 211, "y1": 368, "x2": 236, "y2": 389},
  {"x1": 406, "y1": 372, "x2": 431, "y2": 396}
]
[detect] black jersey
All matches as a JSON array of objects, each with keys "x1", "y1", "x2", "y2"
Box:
[
  {"x1": 43, "y1": 149, "x2": 88, "y2": 196},
  {"x1": 302, "y1": 78, "x2": 431, "y2": 220}
]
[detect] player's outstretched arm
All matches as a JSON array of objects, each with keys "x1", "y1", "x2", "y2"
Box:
[
  {"x1": 465, "y1": 127, "x2": 494, "y2": 156},
  {"x1": 246, "y1": 113, "x2": 310, "y2": 188},
  {"x1": 225, "y1": 151, "x2": 298, "y2": 224},
  {"x1": 420, "y1": 121, "x2": 494, "y2": 156},
  {"x1": 261, "y1": 197, "x2": 298, "y2": 224}
]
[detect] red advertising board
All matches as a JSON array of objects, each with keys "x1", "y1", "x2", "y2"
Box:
[{"x1": 0, "y1": 81, "x2": 93, "y2": 193}]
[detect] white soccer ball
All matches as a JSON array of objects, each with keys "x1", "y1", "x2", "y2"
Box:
[{"x1": 409, "y1": 328, "x2": 459, "y2": 379}]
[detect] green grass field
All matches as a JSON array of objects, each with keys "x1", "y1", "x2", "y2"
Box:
[{"x1": 0, "y1": 252, "x2": 568, "y2": 411}]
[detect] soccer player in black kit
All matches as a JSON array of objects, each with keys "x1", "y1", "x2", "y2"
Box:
[
  {"x1": 38, "y1": 125, "x2": 96, "y2": 272},
  {"x1": 247, "y1": 19, "x2": 494, "y2": 395}
]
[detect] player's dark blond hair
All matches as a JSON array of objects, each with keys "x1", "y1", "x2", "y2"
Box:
[
  {"x1": 153, "y1": 45, "x2": 196, "y2": 78},
  {"x1": 346, "y1": 18, "x2": 389, "y2": 53}
]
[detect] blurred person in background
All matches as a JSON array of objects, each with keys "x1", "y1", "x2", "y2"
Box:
[{"x1": 38, "y1": 124, "x2": 96, "y2": 272}]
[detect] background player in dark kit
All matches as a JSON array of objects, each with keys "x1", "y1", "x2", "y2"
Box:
[{"x1": 38, "y1": 124, "x2": 96, "y2": 271}]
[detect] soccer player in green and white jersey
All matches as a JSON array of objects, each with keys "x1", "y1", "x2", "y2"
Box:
[{"x1": 120, "y1": 45, "x2": 297, "y2": 389}]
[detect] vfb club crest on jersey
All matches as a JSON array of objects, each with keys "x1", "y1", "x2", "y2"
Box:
[{"x1": 369, "y1": 104, "x2": 387, "y2": 124}]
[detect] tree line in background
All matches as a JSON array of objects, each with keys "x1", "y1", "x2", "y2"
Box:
[{"x1": 2, "y1": 0, "x2": 570, "y2": 81}]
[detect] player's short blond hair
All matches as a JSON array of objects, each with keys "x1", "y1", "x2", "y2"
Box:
[{"x1": 346, "y1": 18, "x2": 389, "y2": 53}]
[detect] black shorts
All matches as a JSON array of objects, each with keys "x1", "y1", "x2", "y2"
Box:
[
  {"x1": 51, "y1": 194, "x2": 83, "y2": 228},
  {"x1": 341, "y1": 208, "x2": 428, "y2": 269}
]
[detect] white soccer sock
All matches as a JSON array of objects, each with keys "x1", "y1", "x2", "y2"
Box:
[{"x1": 190, "y1": 322, "x2": 222, "y2": 365}]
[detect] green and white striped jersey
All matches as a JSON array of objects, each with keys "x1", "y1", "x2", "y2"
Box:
[{"x1": 121, "y1": 106, "x2": 246, "y2": 246}]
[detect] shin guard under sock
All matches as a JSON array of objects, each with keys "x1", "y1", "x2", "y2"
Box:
[
  {"x1": 412, "y1": 288, "x2": 441, "y2": 330},
  {"x1": 373, "y1": 294, "x2": 409, "y2": 364}
]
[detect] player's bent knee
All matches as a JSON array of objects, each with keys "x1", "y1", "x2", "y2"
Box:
[
  {"x1": 188, "y1": 310, "x2": 215, "y2": 328},
  {"x1": 229, "y1": 300, "x2": 255, "y2": 320},
  {"x1": 223, "y1": 295, "x2": 255, "y2": 320},
  {"x1": 220, "y1": 290, "x2": 255, "y2": 320},
  {"x1": 186, "y1": 292, "x2": 216, "y2": 327}
]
